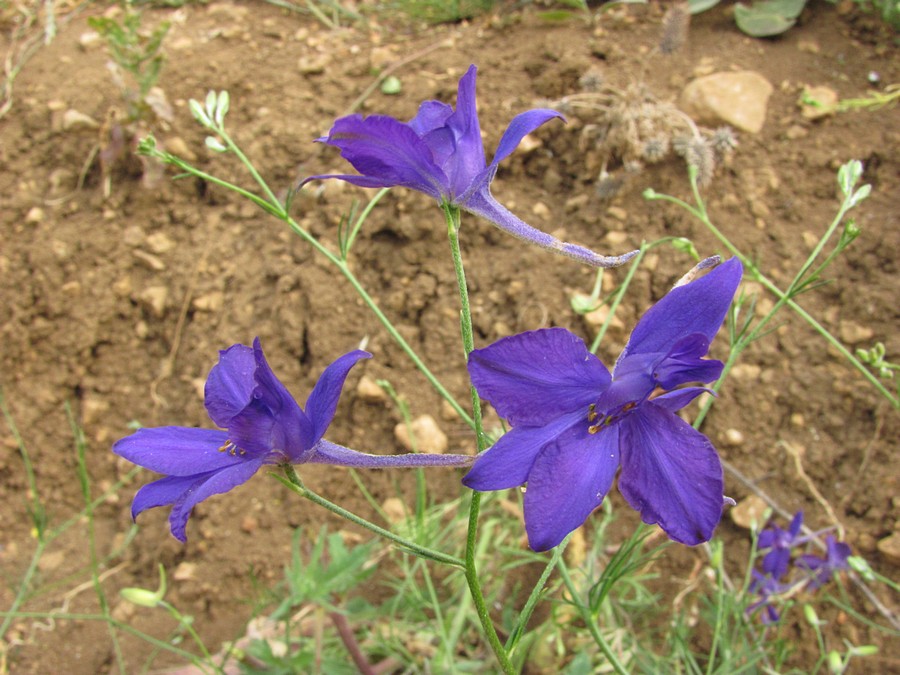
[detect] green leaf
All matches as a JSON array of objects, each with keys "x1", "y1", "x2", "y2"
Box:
[
  {"x1": 688, "y1": 0, "x2": 722, "y2": 13},
  {"x1": 735, "y1": 0, "x2": 807, "y2": 37}
]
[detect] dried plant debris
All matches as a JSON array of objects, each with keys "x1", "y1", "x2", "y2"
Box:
[
  {"x1": 544, "y1": 79, "x2": 737, "y2": 196},
  {"x1": 659, "y1": 2, "x2": 691, "y2": 55}
]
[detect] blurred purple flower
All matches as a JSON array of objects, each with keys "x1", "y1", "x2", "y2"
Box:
[
  {"x1": 302, "y1": 65, "x2": 637, "y2": 268},
  {"x1": 114, "y1": 339, "x2": 472, "y2": 541},
  {"x1": 748, "y1": 570, "x2": 788, "y2": 624},
  {"x1": 797, "y1": 535, "x2": 852, "y2": 589},
  {"x1": 462, "y1": 257, "x2": 743, "y2": 551},
  {"x1": 757, "y1": 511, "x2": 804, "y2": 580}
]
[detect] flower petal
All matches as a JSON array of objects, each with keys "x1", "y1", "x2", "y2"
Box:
[
  {"x1": 651, "y1": 334, "x2": 723, "y2": 389},
  {"x1": 168, "y1": 457, "x2": 265, "y2": 542},
  {"x1": 205, "y1": 343, "x2": 256, "y2": 428},
  {"x1": 461, "y1": 188, "x2": 639, "y2": 268},
  {"x1": 523, "y1": 423, "x2": 620, "y2": 551},
  {"x1": 408, "y1": 100, "x2": 453, "y2": 136},
  {"x1": 488, "y1": 109, "x2": 565, "y2": 174},
  {"x1": 113, "y1": 427, "x2": 235, "y2": 476},
  {"x1": 462, "y1": 411, "x2": 584, "y2": 490},
  {"x1": 308, "y1": 439, "x2": 472, "y2": 468},
  {"x1": 650, "y1": 386, "x2": 711, "y2": 413},
  {"x1": 468, "y1": 328, "x2": 610, "y2": 426},
  {"x1": 618, "y1": 257, "x2": 742, "y2": 361},
  {"x1": 440, "y1": 64, "x2": 486, "y2": 196},
  {"x1": 239, "y1": 338, "x2": 312, "y2": 460},
  {"x1": 306, "y1": 114, "x2": 449, "y2": 201},
  {"x1": 304, "y1": 350, "x2": 371, "y2": 446},
  {"x1": 618, "y1": 403, "x2": 725, "y2": 545},
  {"x1": 131, "y1": 473, "x2": 207, "y2": 520}
]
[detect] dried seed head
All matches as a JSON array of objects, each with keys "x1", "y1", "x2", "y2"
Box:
[
  {"x1": 641, "y1": 136, "x2": 670, "y2": 163},
  {"x1": 672, "y1": 134, "x2": 691, "y2": 157},
  {"x1": 579, "y1": 68, "x2": 605, "y2": 93},
  {"x1": 660, "y1": 2, "x2": 691, "y2": 54},
  {"x1": 685, "y1": 137, "x2": 716, "y2": 186},
  {"x1": 709, "y1": 126, "x2": 739, "y2": 159}
]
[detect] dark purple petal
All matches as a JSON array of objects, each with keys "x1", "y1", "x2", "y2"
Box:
[
  {"x1": 461, "y1": 188, "x2": 639, "y2": 268},
  {"x1": 131, "y1": 473, "x2": 208, "y2": 520},
  {"x1": 439, "y1": 65, "x2": 486, "y2": 196},
  {"x1": 468, "y1": 328, "x2": 610, "y2": 426},
  {"x1": 308, "y1": 439, "x2": 473, "y2": 468},
  {"x1": 462, "y1": 411, "x2": 584, "y2": 490},
  {"x1": 653, "y1": 334, "x2": 723, "y2": 388},
  {"x1": 306, "y1": 114, "x2": 448, "y2": 201},
  {"x1": 304, "y1": 350, "x2": 371, "y2": 446},
  {"x1": 761, "y1": 548, "x2": 792, "y2": 580},
  {"x1": 168, "y1": 457, "x2": 266, "y2": 542},
  {"x1": 619, "y1": 257, "x2": 742, "y2": 361},
  {"x1": 205, "y1": 344, "x2": 256, "y2": 428},
  {"x1": 408, "y1": 100, "x2": 453, "y2": 136},
  {"x1": 246, "y1": 338, "x2": 313, "y2": 460},
  {"x1": 650, "y1": 387, "x2": 712, "y2": 413},
  {"x1": 487, "y1": 109, "x2": 564, "y2": 175},
  {"x1": 618, "y1": 403, "x2": 725, "y2": 545},
  {"x1": 113, "y1": 427, "x2": 235, "y2": 476},
  {"x1": 523, "y1": 423, "x2": 620, "y2": 551}
]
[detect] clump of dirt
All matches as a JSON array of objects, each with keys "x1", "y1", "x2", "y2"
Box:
[{"x1": 0, "y1": 2, "x2": 897, "y2": 673}]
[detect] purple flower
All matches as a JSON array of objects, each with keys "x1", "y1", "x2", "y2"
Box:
[
  {"x1": 796, "y1": 535, "x2": 852, "y2": 589},
  {"x1": 114, "y1": 339, "x2": 472, "y2": 541},
  {"x1": 748, "y1": 570, "x2": 788, "y2": 624},
  {"x1": 302, "y1": 65, "x2": 637, "y2": 268},
  {"x1": 462, "y1": 258, "x2": 743, "y2": 551},
  {"x1": 757, "y1": 511, "x2": 804, "y2": 580}
]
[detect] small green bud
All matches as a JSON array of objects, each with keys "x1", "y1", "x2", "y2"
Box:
[
  {"x1": 189, "y1": 98, "x2": 211, "y2": 126},
  {"x1": 215, "y1": 90, "x2": 230, "y2": 126},
  {"x1": 381, "y1": 76, "x2": 402, "y2": 95},
  {"x1": 121, "y1": 587, "x2": 163, "y2": 608},
  {"x1": 709, "y1": 539, "x2": 723, "y2": 568},
  {"x1": 849, "y1": 644, "x2": 878, "y2": 657},
  {"x1": 803, "y1": 604, "x2": 822, "y2": 627},
  {"x1": 847, "y1": 555, "x2": 875, "y2": 581},
  {"x1": 121, "y1": 563, "x2": 166, "y2": 608},
  {"x1": 205, "y1": 90, "x2": 217, "y2": 120},
  {"x1": 837, "y1": 160, "x2": 863, "y2": 196},
  {"x1": 670, "y1": 237, "x2": 699, "y2": 259},
  {"x1": 827, "y1": 650, "x2": 843, "y2": 674},
  {"x1": 205, "y1": 136, "x2": 228, "y2": 153}
]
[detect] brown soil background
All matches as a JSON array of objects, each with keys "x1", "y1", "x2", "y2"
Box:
[{"x1": 1, "y1": 1, "x2": 898, "y2": 673}]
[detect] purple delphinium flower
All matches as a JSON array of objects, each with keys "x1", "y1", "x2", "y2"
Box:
[
  {"x1": 796, "y1": 535, "x2": 852, "y2": 589},
  {"x1": 748, "y1": 570, "x2": 789, "y2": 624},
  {"x1": 302, "y1": 65, "x2": 637, "y2": 268},
  {"x1": 462, "y1": 257, "x2": 743, "y2": 551},
  {"x1": 114, "y1": 338, "x2": 472, "y2": 541},
  {"x1": 757, "y1": 510, "x2": 804, "y2": 580}
]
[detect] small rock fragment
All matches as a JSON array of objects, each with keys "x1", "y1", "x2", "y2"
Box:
[
  {"x1": 730, "y1": 494, "x2": 768, "y2": 530},
  {"x1": 839, "y1": 320, "x2": 874, "y2": 345},
  {"x1": 800, "y1": 86, "x2": 839, "y2": 120},
  {"x1": 680, "y1": 71, "x2": 773, "y2": 134},
  {"x1": 138, "y1": 286, "x2": 168, "y2": 317},
  {"x1": 876, "y1": 533, "x2": 900, "y2": 565},
  {"x1": 62, "y1": 109, "x2": 100, "y2": 131},
  {"x1": 394, "y1": 414, "x2": 448, "y2": 454},
  {"x1": 722, "y1": 428, "x2": 745, "y2": 447},
  {"x1": 356, "y1": 375, "x2": 386, "y2": 402}
]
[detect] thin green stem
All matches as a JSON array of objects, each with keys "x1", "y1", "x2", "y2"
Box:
[
  {"x1": 276, "y1": 464, "x2": 464, "y2": 568},
  {"x1": 505, "y1": 533, "x2": 571, "y2": 655},
  {"x1": 445, "y1": 204, "x2": 514, "y2": 674},
  {"x1": 556, "y1": 559, "x2": 629, "y2": 675}
]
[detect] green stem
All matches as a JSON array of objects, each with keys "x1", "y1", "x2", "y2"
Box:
[
  {"x1": 445, "y1": 204, "x2": 514, "y2": 674},
  {"x1": 557, "y1": 559, "x2": 629, "y2": 675},
  {"x1": 505, "y1": 533, "x2": 571, "y2": 655},
  {"x1": 276, "y1": 464, "x2": 464, "y2": 568}
]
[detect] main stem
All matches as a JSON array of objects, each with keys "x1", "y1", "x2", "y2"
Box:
[{"x1": 444, "y1": 205, "x2": 514, "y2": 674}]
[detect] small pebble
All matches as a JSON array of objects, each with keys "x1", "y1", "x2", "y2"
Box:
[{"x1": 394, "y1": 414, "x2": 448, "y2": 454}]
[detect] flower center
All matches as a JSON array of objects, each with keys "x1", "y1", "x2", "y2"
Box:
[
  {"x1": 218, "y1": 440, "x2": 247, "y2": 456},
  {"x1": 586, "y1": 401, "x2": 637, "y2": 434}
]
